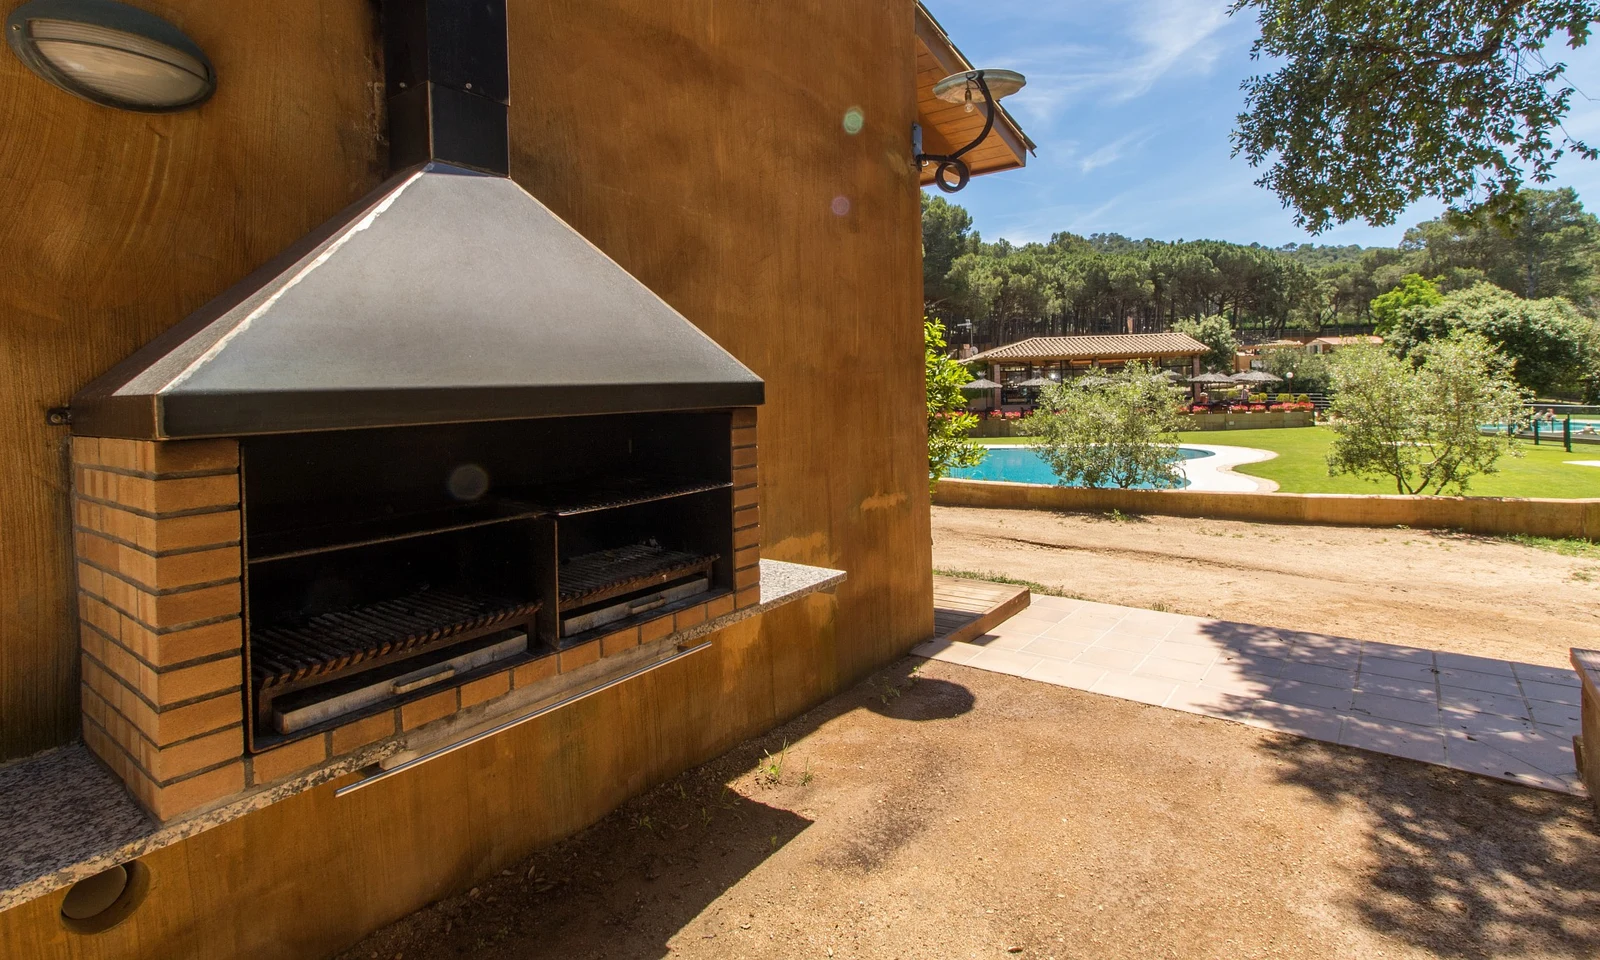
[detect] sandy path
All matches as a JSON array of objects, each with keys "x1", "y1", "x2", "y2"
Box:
[
  {"x1": 341, "y1": 661, "x2": 1600, "y2": 960},
  {"x1": 933, "y1": 505, "x2": 1600, "y2": 668}
]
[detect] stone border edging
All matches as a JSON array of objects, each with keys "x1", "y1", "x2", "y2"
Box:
[{"x1": 934, "y1": 479, "x2": 1600, "y2": 540}]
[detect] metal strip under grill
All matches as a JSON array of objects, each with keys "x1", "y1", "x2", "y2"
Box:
[
  {"x1": 560, "y1": 543, "x2": 719, "y2": 608},
  {"x1": 252, "y1": 589, "x2": 541, "y2": 688}
]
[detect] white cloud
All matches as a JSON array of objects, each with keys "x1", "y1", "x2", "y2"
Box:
[
  {"x1": 996, "y1": 0, "x2": 1238, "y2": 126},
  {"x1": 1079, "y1": 128, "x2": 1155, "y2": 173}
]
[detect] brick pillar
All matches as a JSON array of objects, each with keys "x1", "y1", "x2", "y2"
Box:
[
  {"x1": 732, "y1": 408, "x2": 760, "y2": 609},
  {"x1": 72, "y1": 437, "x2": 246, "y2": 821}
]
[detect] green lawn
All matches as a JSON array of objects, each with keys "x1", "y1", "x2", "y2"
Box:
[
  {"x1": 1175, "y1": 426, "x2": 1600, "y2": 498},
  {"x1": 973, "y1": 427, "x2": 1600, "y2": 497}
]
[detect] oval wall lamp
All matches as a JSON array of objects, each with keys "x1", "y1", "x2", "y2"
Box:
[
  {"x1": 916, "y1": 68, "x2": 1026, "y2": 194},
  {"x1": 6, "y1": 0, "x2": 214, "y2": 112}
]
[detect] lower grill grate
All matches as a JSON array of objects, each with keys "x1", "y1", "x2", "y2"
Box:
[
  {"x1": 559, "y1": 543, "x2": 718, "y2": 609},
  {"x1": 252, "y1": 588, "x2": 541, "y2": 689}
]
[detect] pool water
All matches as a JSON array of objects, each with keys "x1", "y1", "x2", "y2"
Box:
[{"x1": 950, "y1": 446, "x2": 1214, "y2": 488}]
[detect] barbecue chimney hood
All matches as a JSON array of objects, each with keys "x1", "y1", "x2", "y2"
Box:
[{"x1": 70, "y1": 0, "x2": 762, "y2": 440}]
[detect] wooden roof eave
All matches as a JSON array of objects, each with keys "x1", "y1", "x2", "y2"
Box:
[{"x1": 914, "y1": 2, "x2": 1033, "y2": 183}]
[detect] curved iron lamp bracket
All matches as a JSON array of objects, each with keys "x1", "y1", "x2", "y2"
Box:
[{"x1": 915, "y1": 71, "x2": 997, "y2": 194}]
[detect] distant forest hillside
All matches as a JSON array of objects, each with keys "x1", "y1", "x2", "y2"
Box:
[{"x1": 923, "y1": 188, "x2": 1600, "y2": 346}]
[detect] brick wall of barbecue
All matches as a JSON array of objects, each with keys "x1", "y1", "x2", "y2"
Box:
[
  {"x1": 71, "y1": 437, "x2": 249, "y2": 821},
  {"x1": 733, "y1": 407, "x2": 759, "y2": 608}
]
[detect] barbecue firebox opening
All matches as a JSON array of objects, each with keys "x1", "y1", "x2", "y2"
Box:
[{"x1": 239, "y1": 410, "x2": 741, "y2": 752}]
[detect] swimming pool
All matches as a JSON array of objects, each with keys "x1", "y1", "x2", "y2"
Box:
[{"x1": 949, "y1": 446, "x2": 1215, "y2": 488}]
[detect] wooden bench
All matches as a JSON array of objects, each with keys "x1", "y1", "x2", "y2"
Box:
[{"x1": 1572, "y1": 649, "x2": 1600, "y2": 812}]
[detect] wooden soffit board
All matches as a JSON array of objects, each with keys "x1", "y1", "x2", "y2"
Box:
[{"x1": 915, "y1": 2, "x2": 1034, "y2": 186}]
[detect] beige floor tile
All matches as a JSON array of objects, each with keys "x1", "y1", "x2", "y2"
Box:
[
  {"x1": 1019, "y1": 636, "x2": 1090, "y2": 662},
  {"x1": 1150, "y1": 641, "x2": 1218, "y2": 666},
  {"x1": 1442, "y1": 732, "x2": 1572, "y2": 790},
  {"x1": 1264, "y1": 678, "x2": 1354, "y2": 712},
  {"x1": 1439, "y1": 686, "x2": 1531, "y2": 721},
  {"x1": 966, "y1": 647, "x2": 1045, "y2": 678},
  {"x1": 1511, "y1": 663, "x2": 1580, "y2": 687},
  {"x1": 1340, "y1": 716, "x2": 1447, "y2": 765},
  {"x1": 993, "y1": 616, "x2": 1060, "y2": 638},
  {"x1": 1199, "y1": 664, "x2": 1274, "y2": 696},
  {"x1": 1089, "y1": 672, "x2": 1178, "y2": 706},
  {"x1": 1276, "y1": 660, "x2": 1356, "y2": 689},
  {"x1": 1164, "y1": 684, "x2": 1256, "y2": 719},
  {"x1": 1519, "y1": 679, "x2": 1580, "y2": 706},
  {"x1": 1353, "y1": 673, "x2": 1436, "y2": 702},
  {"x1": 912, "y1": 640, "x2": 981, "y2": 665},
  {"x1": 1135, "y1": 657, "x2": 1211, "y2": 684},
  {"x1": 972, "y1": 632, "x2": 1035, "y2": 652},
  {"x1": 1104, "y1": 620, "x2": 1175, "y2": 642},
  {"x1": 1434, "y1": 667, "x2": 1521, "y2": 696},
  {"x1": 1243, "y1": 702, "x2": 1346, "y2": 744},
  {"x1": 1359, "y1": 657, "x2": 1439, "y2": 682},
  {"x1": 1433, "y1": 651, "x2": 1515, "y2": 676},
  {"x1": 1352, "y1": 691, "x2": 1439, "y2": 727},
  {"x1": 1024, "y1": 658, "x2": 1105, "y2": 690},
  {"x1": 1042, "y1": 622, "x2": 1113, "y2": 644},
  {"x1": 1093, "y1": 632, "x2": 1164, "y2": 656},
  {"x1": 1360, "y1": 643, "x2": 1436, "y2": 666},
  {"x1": 1526, "y1": 699, "x2": 1582, "y2": 732},
  {"x1": 1074, "y1": 646, "x2": 1146, "y2": 672}
]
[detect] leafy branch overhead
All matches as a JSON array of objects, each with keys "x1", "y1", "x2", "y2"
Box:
[{"x1": 1231, "y1": 0, "x2": 1600, "y2": 231}]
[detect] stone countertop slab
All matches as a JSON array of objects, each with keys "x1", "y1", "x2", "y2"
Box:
[{"x1": 0, "y1": 558, "x2": 845, "y2": 911}]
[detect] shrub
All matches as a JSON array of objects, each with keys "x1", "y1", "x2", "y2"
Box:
[
  {"x1": 1296, "y1": 393, "x2": 1310, "y2": 403},
  {"x1": 926, "y1": 320, "x2": 984, "y2": 490},
  {"x1": 1326, "y1": 335, "x2": 1528, "y2": 494},
  {"x1": 1022, "y1": 361, "x2": 1186, "y2": 489}
]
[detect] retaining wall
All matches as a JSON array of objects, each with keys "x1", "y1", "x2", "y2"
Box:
[{"x1": 935, "y1": 479, "x2": 1600, "y2": 540}]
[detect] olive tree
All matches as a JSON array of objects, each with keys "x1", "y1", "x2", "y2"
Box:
[
  {"x1": 926, "y1": 319, "x2": 985, "y2": 491},
  {"x1": 1326, "y1": 335, "x2": 1528, "y2": 494},
  {"x1": 1022, "y1": 362, "x2": 1187, "y2": 489}
]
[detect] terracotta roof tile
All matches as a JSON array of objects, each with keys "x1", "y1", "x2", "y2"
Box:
[{"x1": 968, "y1": 333, "x2": 1209, "y2": 363}]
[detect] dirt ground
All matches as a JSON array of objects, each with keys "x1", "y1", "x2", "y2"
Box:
[
  {"x1": 933, "y1": 505, "x2": 1600, "y2": 669},
  {"x1": 341, "y1": 659, "x2": 1599, "y2": 960}
]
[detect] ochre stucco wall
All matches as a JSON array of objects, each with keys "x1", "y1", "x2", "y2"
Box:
[{"x1": 0, "y1": 0, "x2": 931, "y2": 954}]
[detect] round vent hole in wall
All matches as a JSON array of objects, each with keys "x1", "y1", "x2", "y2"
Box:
[{"x1": 60, "y1": 860, "x2": 150, "y2": 934}]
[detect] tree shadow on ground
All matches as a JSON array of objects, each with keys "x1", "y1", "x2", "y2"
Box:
[
  {"x1": 1260, "y1": 735, "x2": 1600, "y2": 959},
  {"x1": 337, "y1": 659, "x2": 974, "y2": 960},
  {"x1": 1186, "y1": 617, "x2": 1600, "y2": 956}
]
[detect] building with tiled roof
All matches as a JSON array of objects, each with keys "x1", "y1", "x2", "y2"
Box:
[
  {"x1": 967, "y1": 333, "x2": 1209, "y2": 364},
  {"x1": 963, "y1": 333, "x2": 1209, "y2": 410}
]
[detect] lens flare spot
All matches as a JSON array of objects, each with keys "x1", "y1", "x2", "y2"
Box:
[
  {"x1": 831, "y1": 196, "x2": 851, "y2": 216},
  {"x1": 447, "y1": 463, "x2": 490, "y2": 501},
  {"x1": 842, "y1": 107, "x2": 864, "y2": 134}
]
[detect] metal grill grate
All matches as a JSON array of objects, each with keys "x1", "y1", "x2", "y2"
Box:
[
  {"x1": 252, "y1": 589, "x2": 540, "y2": 688},
  {"x1": 559, "y1": 543, "x2": 718, "y2": 608}
]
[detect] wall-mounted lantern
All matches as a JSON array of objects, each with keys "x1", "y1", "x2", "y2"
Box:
[
  {"x1": 916, "y1": 68, "x2": 1026, "y2": 193},
  {"x1": 6, "y1": 0, "x2": 214, "y2": 112}
]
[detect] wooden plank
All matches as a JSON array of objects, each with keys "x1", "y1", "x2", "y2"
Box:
[{"x1": 931, "y1": 576, "x2": 1031, "y2": 646}]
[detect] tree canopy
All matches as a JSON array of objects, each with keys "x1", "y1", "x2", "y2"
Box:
[
  {"x1": 923, "y1": 188, "x2": 1600, "y2": 397},
  {"x1": 1387, "y1": 282, "x2": 1591, "y2": 394},
  {"x1": 1230, "y1": 0, "x2": 1599, "y2": 232}
]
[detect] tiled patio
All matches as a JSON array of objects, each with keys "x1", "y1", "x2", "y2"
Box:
[{"x1": 913, "y1": 593, "x2": 1585, "y2": 794}]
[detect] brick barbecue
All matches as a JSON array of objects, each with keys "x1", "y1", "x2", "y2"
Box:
[{"x1": 65, "y1": 0, "x2": 763, "y2": 822}]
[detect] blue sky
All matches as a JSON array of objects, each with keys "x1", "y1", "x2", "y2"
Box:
[{"x1": 925, "y1": 0, "x2": 1600, "y2": 249}]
